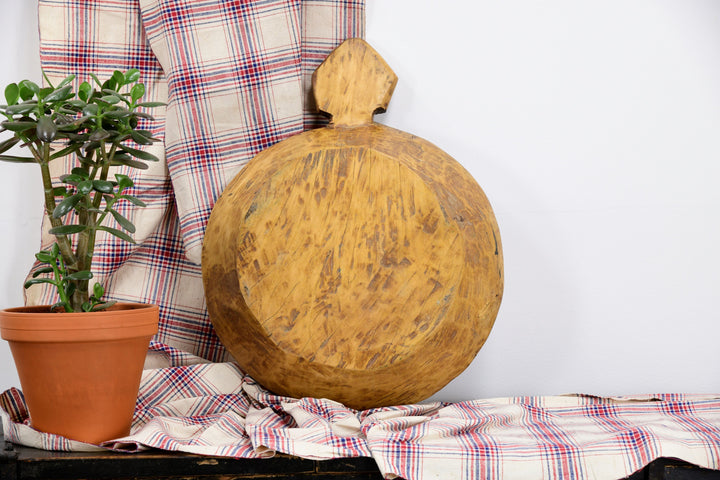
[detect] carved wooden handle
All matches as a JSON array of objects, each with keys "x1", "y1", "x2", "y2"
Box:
[{"x1": 312, "y1": 38, "x2": 398, "y2": 127}]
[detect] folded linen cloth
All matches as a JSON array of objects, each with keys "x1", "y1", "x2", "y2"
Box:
[{"x1": 3, "y1": 356, "x2": 720, "y2": 480}]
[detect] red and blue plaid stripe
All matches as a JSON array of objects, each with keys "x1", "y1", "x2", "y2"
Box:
[{"x1": 4, "y1": 365, "x2": 720, "y2": 479}]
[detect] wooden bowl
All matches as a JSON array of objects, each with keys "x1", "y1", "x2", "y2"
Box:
[{"x1": 202, "y1": 39, "x2": 503, "y2": 409}]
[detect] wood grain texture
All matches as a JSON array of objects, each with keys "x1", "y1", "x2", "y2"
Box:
[{"x1": 202, "y1": 39, "x2": 503, "y2": 409}]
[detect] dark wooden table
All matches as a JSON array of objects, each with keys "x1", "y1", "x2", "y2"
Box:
[{"x1": 2, "y1": 426, "x2": 719, "y2": 480}]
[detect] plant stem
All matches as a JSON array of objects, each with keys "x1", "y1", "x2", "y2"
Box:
[
  {"x1": 71, "y1": 140, "x2": 113, "y2": 310},
  {"x1": 53, "y1": 250, "x2": 73, "y2": 312},
  {"x1": 39, "y1": 142, "x2": 77, "y2": 270}
]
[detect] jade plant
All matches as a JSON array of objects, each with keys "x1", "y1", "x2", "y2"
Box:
[{"x1": 0, "y1": 69, "x2": 163, "y2": 312}]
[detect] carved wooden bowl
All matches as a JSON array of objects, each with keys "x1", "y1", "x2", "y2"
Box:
[{"x1": 202, "y1": 39, "x2": 503, "y2": 409}]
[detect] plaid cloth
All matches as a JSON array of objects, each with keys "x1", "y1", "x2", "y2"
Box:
[
  {"x1": 139, "y1": 0, "x2": 363, "y2": 265},
  {"x1": 3, "y1": 360, "x2": 720, "y2": 480},
  {"x1": 28, "y1": 0, "x2": 363, "y2": 362}
]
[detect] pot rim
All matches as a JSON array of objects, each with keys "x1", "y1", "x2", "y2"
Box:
[{"x1": 0, "y1": 302, "x2": 159, "y2": 342}]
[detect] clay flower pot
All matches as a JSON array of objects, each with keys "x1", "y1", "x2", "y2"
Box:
[{"x1": 0, "y1": 303, "x2": 158, "y2": 444}]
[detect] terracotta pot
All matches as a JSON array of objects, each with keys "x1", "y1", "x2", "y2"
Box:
[{"x1": 0, "y1": 303, "x2": 158, "y2": 444}]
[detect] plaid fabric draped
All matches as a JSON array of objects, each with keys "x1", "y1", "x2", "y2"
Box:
[
  {"x1": 27, "y1": 0, "x2": 364, "y2": 362},
  {"x1": 3, "y1": 360, "x2": 720, "y2": 480}
]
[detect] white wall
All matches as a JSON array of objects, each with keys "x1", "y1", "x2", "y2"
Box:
[
  {"x1": 0, "y1": 1, "x2": 42, "y2": 392},
  {"x1": 1, "y1": 1, "x2": 719, "y2": 402}
]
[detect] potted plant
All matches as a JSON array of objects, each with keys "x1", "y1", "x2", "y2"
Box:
[{"x1": 0, "y1": 69, "x2": 163, "y2": 444}]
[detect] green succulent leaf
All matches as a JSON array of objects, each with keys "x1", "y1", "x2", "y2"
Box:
[
  {"x1": 59, "y1": 173, "x2": 84, "y2": 185},
  {"x1": 136, "y1": 101, "x2": 166, "y2": 108},
  {"x1": 92, "y1": 180, "x2": 114, "y2": 193},
  {"x1": 115, "y1": 158, "x2": 148, "y2": 170},
  {"x1": 70, "y1": 167, "x2": 89, "y2": 178},
  {"x1": 110, "y1": 209, "x2": 136, "y2": 233},
  {"x1": 93, "y1": 282, "x2": 105, "y2": 298},
  {"x1": 97, "y1": 225, "x2": 135, "y2": 243},
  {"x1": 76, "y1": 152, "x2": 95, "y2": 165},
  {"x1": 109, "y1": 152, "x2": 132, "y2": 162},
  {"x1": 133, "y1": 111, "x2": 155, "y2": 121},
  {"x1": 44, "y1": 85, "x2": 73, "y2": 103},
  {"x1": 103, "y1": 109, "x2": 131, "y2": 119},
  {"x1": 55, "y1": 120, "x2": 88, "y2": 133},
  {"x1": 124, "y1": 69, "x2": 141, "y2": 84},
  {"x1": 78, "y1": 81, "x2": 92, "y2": 102},
  {"x1": 56, "y1": 74, "x2": 76, "y2": 89},
  {"x1": 62, "y1": 98, "x2": 87, "y2": 112},
  {"x1": 18, "y1": 80, "x2": 39, "y2": 100},
  {"x1": 4, "y1": 103, "x2": 37, "y2": 115},
  {"x1": 102, "y1": 76, "x2": 118, "y2": 91},
  {"x1": 112, "y1": 70, "x2": 125, "y2": 88},
  {"x1": 102, "y1": 89, "x2": 130, "y2": 105},
  {"x1": 81, "y1": 141, "x2": 100, "y2": 157},
  {"x1": 77, "y1": 180, "x2": 93, "y2": 195},
  {"x1": 24, "y1": 277, "x2": 57, "y2": 288},
  {"x1": 4, "y1": 83, "x2": 19, "y2": 106},
  {"x1": 50, "y1": 144, "x2": 83, "y2": 160},
  {"x1": 53, "y1": 113, "x2": 75, "y2": 125},
  {"x1": 37, "y1": 87, "x2": 54, "y2": 101},
  {"x1": 48, "y1": 224, "x2": 87, "y2": 235},
  {"x1": 0, "y1": 155, "x2": 36, "y2": 163},
  {"x1": 93, "y1": 97, "x2": 112, "y2": 107},
  {"x1": 119, "y1": 144, "x2": 159, "y2": 162},
  {"x1": 41, "y1": 70, "x2": 54, "y2": 89},
  {"x1": 89, "y1": 73, "x2": 103, "y2": 87},
  {"x1": 90, "y1": 301, "x2": 116, "y2": 312},
  {"x1": 0, "y1": 137, "x2": 20, "y2": 154},
  {"x1": 100, "y1": 127, "x2": 120, "y2": 138},
  {"x1": 36, "y1": 116, "x2": 57, "y2": 143},
  {"x1": 34, "y1": 251, "x2": 55, "y2": 263},
  {"x1": 130, "y1": 83, "x2": 145, "y2": 103},
  {"x1": 89, "y1": 128, "x2": 110, "y2": 142},
  {"x1": 130, "y1": 129, "x2": 156, "y2": 145},
  {"x1": 31, "y1": 266, "x2": 55, "y2": 278},
  {"x1": 52, "y1": 193, "x2": 82, "y2": 218},
  {"x1": 114, "y1": 173, "x2": 134, "y2": 190},
  {"x1": 57, "y1": 107, "x2": 79, "y2": 117},
  {"x1": 139, "y1": 130, "x2": 160, "y2": 141},
  {"x1": 83, "y1": 103, "x2": 99, "y2": 116},
  {"x1": 100, "y1": 95, "x2": 121, "y2": 105},
  {"x1": 1, "y1": 121, "x2": 36, "y2": 132},
  {"x1": 101, "y1": 88, "x2": 121, "y2": 96},
  {"x1": 119, "y1": 194, "x2": 147, "y2": 207},
  {"x1": 49, "y1": 301, "x2": 67, "y2": 312},
  {"x1": 65, "y1": 270, "x2": 93, "y2": 281},
  {"x1": 65, "y1": 99, "x2": 86, "y2": 109}
]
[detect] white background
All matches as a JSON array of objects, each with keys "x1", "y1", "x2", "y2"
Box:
[{"x1": 1, "y1": 1, "x2": 719, "y2": 402}]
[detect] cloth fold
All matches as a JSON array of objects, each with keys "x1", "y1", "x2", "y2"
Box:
[{"x1": 3, "y1": 361, "x2": 720, "y2": 480}]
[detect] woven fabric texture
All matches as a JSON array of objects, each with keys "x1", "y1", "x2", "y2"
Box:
[{"x1": 3, "y1": 360, "x2": 720, "y2": 480}]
